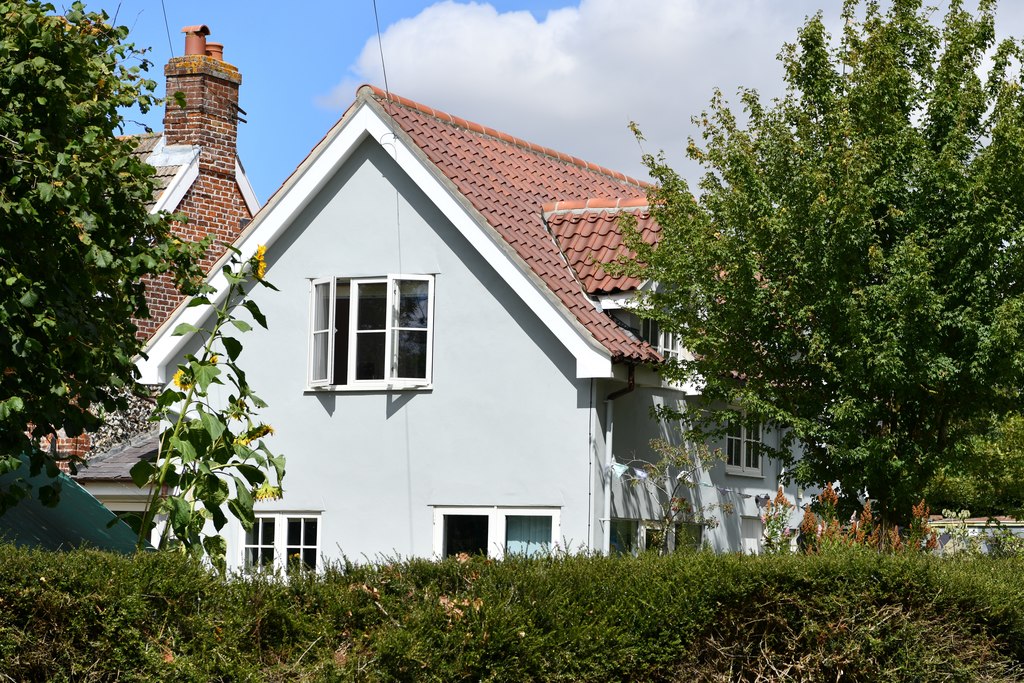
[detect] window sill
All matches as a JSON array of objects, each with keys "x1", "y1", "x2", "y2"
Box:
[
  {"x1": 305, "y1": 382, "x2": 433, "y2": 393},
  {"x1": 725, "y1": 468, "x2": 764, "y2": 479}
]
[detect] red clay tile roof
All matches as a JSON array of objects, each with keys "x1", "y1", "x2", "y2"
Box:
[
  {"x1": 544, "y1": 201, "x2": 659, "y2": 295},
  {"x1": 362, "y1": 86, "x2": 659, "y2": 363}
]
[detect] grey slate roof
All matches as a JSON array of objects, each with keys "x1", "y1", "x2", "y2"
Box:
[
  {"x1": 125, "y1": 132, "x2": 183, "y2": 210},
  {"x1": 73, "y1": 429, "x2": 159, "y2": 483}
]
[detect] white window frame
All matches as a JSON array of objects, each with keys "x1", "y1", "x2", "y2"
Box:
[
  {"x1": 640, "y1": 318, "x2": 682, "y2": 361},
  {"x1": 431, "y1": 506, "x2": 561, "y2": 559},
  {"x1": 741, "y1": 515, "x2": 764, "y2": 554},
  {"x1": 726, "y1": 416, "x2": 763, "y2": 477},
  {"x1": 308, "y1": 274, "x2": 434, "y2": 390},
  {"x1": 241, "y1": 513, "x2": 321, "y2": 573}
]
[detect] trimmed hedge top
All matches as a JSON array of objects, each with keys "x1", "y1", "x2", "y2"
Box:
[{"x1": 1, "y1": 545, "x2": 1022, "y2": 681}]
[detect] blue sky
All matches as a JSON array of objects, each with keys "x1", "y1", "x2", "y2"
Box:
[{"x1": 85, "y1": 1, "x2": 1024, "y2": 203}]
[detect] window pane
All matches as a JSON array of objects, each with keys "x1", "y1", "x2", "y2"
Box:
[
  {"x1": 303, "y1": 548, "x2": 317, "y2": 569},
  {"x1": 355, "y1": 332, "x2": 386, "y2": 379},
  {"x1": 334, "y1": 285, "x2": 350, "y2": 385},
  {"x1": 610, "y1": 519, "x2": 638, "y2": 555},
  {"x1": 311, "y1": 282, "x2": 332, "y2": 383},
  {"x1": 304, "y1": 519, "x2": 317, "y2": 545},
  {"x1": 395, "y1": 280, "x2": 429, "y2": 328},
  {"x1": 727, "y1": 437, "x2": 742, "y2": 467},
  {"x1": 746, "y1": 440, "x2": 760, "y2": 470},
  {"x1": 444, "y1": 515, "x2": 489, "y2": 556},
  {"x1": 394, "y1": 330, "x2": 428, "y2": 378},
  {"x1": 313, "y1": 282, "x2": 331, "y2": 330},
  {"x1": 287, "y1": 518, "x2": 301, "y2": 546},
  {"x1": 505, "y1": 515, "x2": 551, "y2": 556},
  {"x1": 674, "y1": 522, "x2": 702, "y2": 551},
  {"x1": 356, "y1": 283, "x2": 387, "y2": 330},
  {"x1": 312, "y1": 333, "x2": 329, "y2": 381}
]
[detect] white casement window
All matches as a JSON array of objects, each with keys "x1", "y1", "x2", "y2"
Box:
[
  {"x1": 309, "y1": 275, "x2": 434, "y2": 389},
  {"x1": 726, "y1": 417, "x2": 763, "y2": 477},
  {"x1": 242, "y1": 514, "x2": 320, "y2": 572},
  {"x1": 640, "y1": 318, "x2": 681, "y2": 361},
  {"x1": 432, "y1": 506, "x2": 560, "y2": 559}
]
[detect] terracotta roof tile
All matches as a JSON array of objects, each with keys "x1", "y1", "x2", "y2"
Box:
[
  {"x1": 365, "y1": 87, "x2": 658, "y2": 362},
  {"x1": 545, "y1": 207, "x2": 660, "y2": 295}
]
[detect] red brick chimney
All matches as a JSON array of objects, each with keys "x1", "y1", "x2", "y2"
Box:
[
  {"x1": 134, "y1": 26, "x2": 255, "y2": 340},
  {"x1": 163, "y1": 25, "x2": 242, "y2": 183}
]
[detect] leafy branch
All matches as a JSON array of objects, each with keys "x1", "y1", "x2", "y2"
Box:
[{"x1": 131, "y1": 245, "x2": 284, "y2": 572}]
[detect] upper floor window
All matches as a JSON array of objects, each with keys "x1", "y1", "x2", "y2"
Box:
[
  {"x1": 726, "y1": 418, "x2": 762, "y2": 476},
  {"x1": 640, "y1": 318, "x2": 681, "y2": 361},
  {"x1": 309, "y1": 275, "x2": 434, "y2": 389}
]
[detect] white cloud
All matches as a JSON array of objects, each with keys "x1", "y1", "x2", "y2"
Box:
[{"x1": 319, "y1": 0, "x2": 1023, "y2": 185}]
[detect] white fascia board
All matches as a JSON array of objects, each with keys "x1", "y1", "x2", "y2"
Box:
[
  {"x1": 235, "y1": 157, "x2": 261, "y2": 214},
  {"x1": 137, "y1": 102, "x2": 612, "y2": 383},
  {"x1": 150, "y1": 149, "x2": 200, "y2": 215},
  {"x1": 598, "y1": 292, "x2": 638, "y2": 311}
]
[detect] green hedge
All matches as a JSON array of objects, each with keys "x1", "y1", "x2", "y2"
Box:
[{"x1": 1, "y1": 545, "x2": 1022, "y2": 681}]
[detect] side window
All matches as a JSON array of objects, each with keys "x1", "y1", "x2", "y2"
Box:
[
  {"x1": 640, "y1": 318, "x2": 681, "y2": 360},
  {"x1": 726, "y1": 415, "x2": 763, "y2": 477},
  {"x1": 609, "y1": 518, "x2": 639, "y2": 555},
  {"x1": 309, "y1": 275, "x2": 433, "y2": 388}
]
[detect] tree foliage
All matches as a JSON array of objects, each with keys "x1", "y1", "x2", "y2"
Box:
[
  {"x1": 926, "y1": 412, "x2": 1024, "y2": 517},
  {"x1": 0, "y1": 2, "x2": 204, "y2": 509},
  {"x1": 621, "y1": 0, "x2": 1024, "y2": 522},
  {"x1": 131, "y1": 246, "x2": 285, "y2": 572}
]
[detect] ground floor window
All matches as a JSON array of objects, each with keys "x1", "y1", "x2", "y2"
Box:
[
  {"x1": 741, "y1": 515, "x2": 763, "y2": 555},
  {"x1": 243, "y1": 514, "x2": 320, "y2": 572},
  {"x1": 611, "y1": 518, "x2": 704, "y2": 555},
  {"x1": 432, "y1": 506, "x2": 560, "y2": 559},
  {"x1": 610, "y1": 519, "x2": 639, "y2": 555}
]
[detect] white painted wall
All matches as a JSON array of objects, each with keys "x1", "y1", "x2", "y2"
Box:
[{"x1": 183, "y1": 140, "x2": 596, "y2": 569}]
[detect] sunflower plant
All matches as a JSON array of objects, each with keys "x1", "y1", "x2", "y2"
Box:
[{"x1": 131, "y1": 245, "x2": 284, "y2": 572}]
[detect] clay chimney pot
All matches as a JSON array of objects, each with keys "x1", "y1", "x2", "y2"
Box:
[
  {"x1": 205, "y1": 42, "x2": 224, "y2": 61},
  {"x1": 181, "y1": 24, "x2": 211, "y2": 56}
]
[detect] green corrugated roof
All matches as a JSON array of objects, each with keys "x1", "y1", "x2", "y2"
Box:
[{"x1": 0, "y1": 458, "x2": 145, "y2": 553}]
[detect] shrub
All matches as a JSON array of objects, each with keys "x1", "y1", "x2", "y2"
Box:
[{"x1": 0, "y1": 544, "x2": 1022, "y2": 681}]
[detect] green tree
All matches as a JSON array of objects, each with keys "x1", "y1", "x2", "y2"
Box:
[
  {"x1": 926, "y1": 413, "x2": 1024, "y2": 517},
  {"x1": 0, "y1": 1, "x2": 204, "y2": 510},
  {"x1": 621, "y1": 0, "x2": 1024, "y2": 524}
]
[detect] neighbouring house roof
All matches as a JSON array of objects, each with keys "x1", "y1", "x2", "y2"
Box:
[
  {"x1": 122, "y1": 131, "x2": 260, "y2": 216},
  {"x1": 543, "y1": 199, "x2": 660, "y2": 296},
  {"x1": 73, "y1": 429, "x2": 159, "y2": 483},
  {"x1": 362, "y1": 86, "x2": 660, "y2": 363},
  {"x1": 0, "y1": 458, "x2": 143, "y2": 553},
  {"x1": 128, "y1": 132, "x2": 181, "y2": 210}
]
